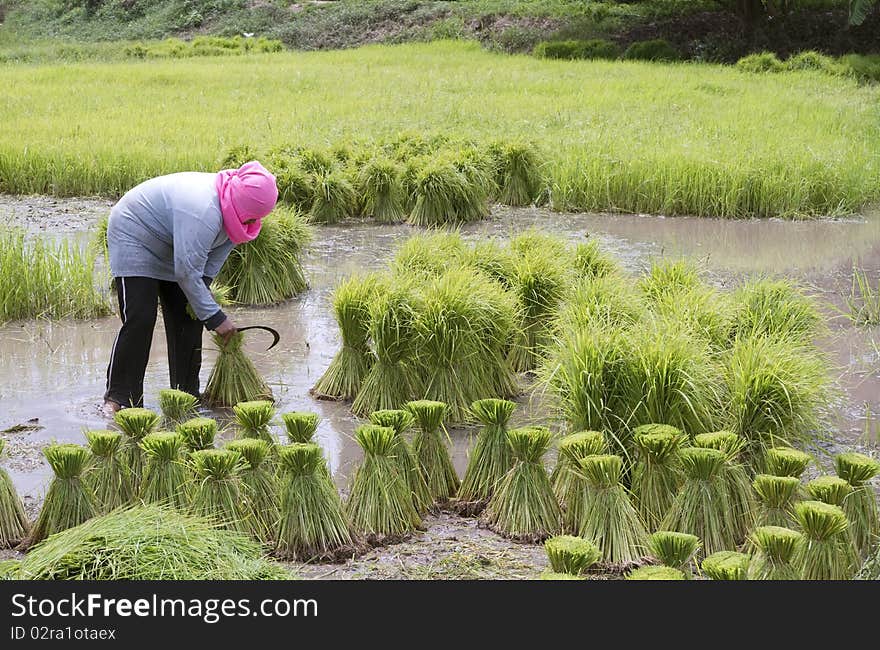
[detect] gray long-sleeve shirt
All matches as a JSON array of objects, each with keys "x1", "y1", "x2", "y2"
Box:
[{"x1": 107, "y1": 171, "x2": 234, "y2": 328}]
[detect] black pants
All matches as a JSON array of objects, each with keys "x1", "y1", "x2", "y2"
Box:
[{"x1": 104, "y1": 276, "x2": 205, "y2": 408}]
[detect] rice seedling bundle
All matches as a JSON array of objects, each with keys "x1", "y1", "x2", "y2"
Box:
[
  {"x1": 652, "y1": 285, "x2": 733, "y2": 349},
  {"x1": 573, "y1": 240, "x2": 619, "y2": 281},
  {"x1": 793, "y1": 500, "x2": 858, "y2": 580},
  {"x1": 766, "y1": 447, "x2": 813, "y2": 478},
  {"x1": 113, "y1": 407, "x2": 160, "y2": 494},
  {"x1": 0, "y1": 439, "x2": 28, "y2": 548},
  {"x1": 448, "y1": 147, "x2": 496, "y2": 221},
  {"x1": 0, "y1": 559, "x2": 19, "y2": 579},
  {"x1": 346, "y1": 425, "x2": 421, "y2": 543},
  {"x1": 203, "y1": 332, "x2": 273, "y2": 407},
  {"x1": 806, "y1": 475, "x2": 853, "y2": 507},
  {"x1": 391, "y1": 231, "x2": 465, "y2": 279},
  {"x1": 731, "y1": 278, "x2": 823, "y2": 343},
  {"x1": 549, "y1": 430, "x2": 606, "y2": 533},
  {"x1": 189, "y1": 449, "x2": 249, "y2": 534},
  {"x1": 233, "y1": 400, "x2": 276, "y2": 444},
  {"x1": 276, "y1": 443, "x2": 357, "y2": 561},
  {"x1": 157, "y1": 388, "x2": 198, "y2": 427},
  {"x1": 631, "y1": 428, "x2": 684, "y2": 530},
  {"x1": 312, "y1": 274, "x2": 383, "y2": 400},
  {"x1": 226, "y1": 439, "x2": 279, "y2": 545},
  {"x1": 544, "y1": 535, "x2": 601, "y2": 575},
  {"x1": 701, "y1": 551, "x2": 750, "y2": 580},
  {"x1": 406, "y1": 400, "x2": 459, "y2": 502},
  {"x1": 483, "y1": 426, "x2": 561, "y2": 542},
  {"x1": 407, "y1": 159, "x2": 477, "y2": 226},
  {"x1": 280, "y1": 411, "x2": 319, "y2": 444},
  {"x1": 84, "y1": 430, "x2": 131, "y2": 513},
  {"x1": 457, "y1": 399, "x2": 518, "y2": 514},
  {"x1": 638, "y1": 259, "x2": 702, "y2": 303},
  {"x1": 753, "y1": 474, "x2": 801, "y2": 528},
  {"x1": 17, "y1": 504, "x2": 290, "y2": 580},
  {"x1": 357, "y1": 157, "x2": 406, "y2": 222},
  {"x1": 310, "y1": 169, "x2": 357, "y2": 224},
  {"x1": 488, "y1": 141, "x2": 544, "y2": 207},
  {"x1": 177, "y1": 417, "x2": 217, "y2": 452},
  {"x1": 274, "y1": 160, "x2": 315, "y2": 212},
  {"x1": 540, "y1": 571, "x2": 586, "y2": 580},
  {"x1": 661, "y1": 447, "x2": 737, "y2": 556},
  {"x1": 626, "y1": 566, "x2": 686, "y2": 580},
  {"x1": 834, "y1": 452, "x2": 880, "y2": 558},
  {"x1": 555, "y1": 275, "x2": 644, "y2": 333},
  {"x1": 748, "y1": 526, "x2": 803, "y2": 580},
  {"x1": 21, "y1": 444, "x2": 96, "y2": 549},
  {"x1": 139, "y1": 432, "x2": 189, "y2": 511},
  {"x1": 369, "y1": 409, "x2": 431, "y2": 514},
  {"x1": 458, "y1": 240, "x2": 518, "y2": 290},
  {"x1": 576, "y1": 454, "x2": 648, "y2": 565},
  {"x1": 217, "y1": 208, "x2": 312, "y2": 304},
  {"x1": 647, "y1": 531, "x2": 701, "y2": 575}
]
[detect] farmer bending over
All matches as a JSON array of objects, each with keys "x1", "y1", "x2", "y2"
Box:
[{"x1": 102, "y1": 161, "x2": 278, "y2": 417}]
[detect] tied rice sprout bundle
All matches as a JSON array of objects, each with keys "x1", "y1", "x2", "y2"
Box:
[
  {"x1": 550, "y1": 431, "x2": 606, "y2": 533},
  {"x1": 489, "y1": 141, "x2": 544, "y2": 207},
  {"x1": 407, "y1": 160, "x2": 476, "y2": 226},
  {"x1": 748, "y1": 526, "x2": 803, "y2": 580},
  {"x1": 794, "y1": 500, "x2": 858, "y2": 580},
  {"x1": 457, "y1": 399, "x2": 518, "y2": 514},
  {"x1": 369, "y1": 409, "x2": 431, "y2": 515},
  {"x1": 406, "y1": 400, "x2": 459, "y2": 502},
  {"x1": 227, "y1": 439, "x2": 279, "y2": 545},
  {"x1": 540, "y1": 571, "x2": 585, "y2": 580},
  {"x1": 21, "y1": 444, "x2": 96, "y2": 549},
  {"x1": 358, "y1": 157, "x2": 406, "y2": 223},
  {"x1": 84, "y1": 430, "x2": 131, "y2": 513},
  {"x1": 544, "y1": 535, "x2": 601, "y2": 575},
  {"x1": 346, "y1": 425, "x2": 421, "y2": 543},
  {"x1": 627, "y1": 566, "x2": 686, "y2": 580},
  {"x1": 275, "y1": 443, "x2": 357, "y2": 561},
  {"x1": 647, "y1": 531, "x2": 701, "y2": 575},
  {"x1": 113, "y1": 407, "x2": 160, "y2": 495},
  {"x1": 203, "y1": 332, "x2": 273, "y2": 407},
  {"x1": 280, "y1": 412, "x2": 320, "y2": 444},
  {"x1": 448, "y1": 147, "x2": 495, "y2": 221},
  {"x1": 309, "y1": 169, "x2": 357, "y2": 224},
  {"x1": 652, "y1": 285, "x2": 733, "y2": 349},
  {"x1": 639, "y1": 259, "x2": 702, "y2": 302},
  {"x1": 556, "y1": 275, "x2": 645, "y2": 333},
  {"x1": 576, "y1": 454, "x2": 649, "y2": 565},
  {"x1": 139, "y1": 432, "x2": 189, "y2": 511},
  {"x1": 573, "y1": 240, "x2": 619, "y2": 281},
  {"x1": 631, "y1": 427, "x2": 684, "y2": 530},
  {"x1": 483, "y1": 427, "x2": 561, "y2": 542},
  {"x1": 0, "y1": 439, "x2": 29, "y2": 548},
  {"x1": 731, "y1": 278, "x2": 823, "y2": 343},
  {"x1": 766, "y1": 447, "x2": 812, "y2": 478},
  {"x1": 189, "y1": 449, "x2": 248, "y2": 534},
  {"x1": 177, "y1": 417, "x2": 217, "y2": 452},
  {"x1": 834, "y1": 452, "x2": 880, "y2": 558},
  {"x1": 807, "y1": 475, "x2": 853, "y2": 507},
  {"x1": 157, "y1": 389, "x2": 198, "y2": 427},
  {"x1": 233, "y1": 400, "x2": 276, "y2": 443},
  {"x1": 701, "y1": 551, "x2": 750, "y2": 580},
  {"x1": 312, "y1": 274, "x2": 382, "y2": 400},
  {"x1": 391, "y1": 231, "x2": 465, "y2": 279},
  {"x1": 753, "y1": 474, "x2": 801, "y2": 528}
]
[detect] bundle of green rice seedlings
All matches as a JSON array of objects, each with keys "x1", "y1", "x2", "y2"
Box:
[
  {"x1": 834, "y1": 452, "x2": 880, "y2": 558},
  {"x1": 488, "y1": 141, "x2": 544, "y2": 207},
  {"x1": 549, "y1": 430, "x2": 606, "y2": 533},
  {"x1": 158, "y1": 388, "x2": 198, "y2": 427},
  {"x1": 352, "y1": 283, "x2": 421, "y2": 416},
  {"x1": 701, "y1": 551, "x2": 750, "y2": 580},
  {"x1": 652, "y1": 285, "x2": 733, "y2": 350},
  {"x1": 753, "y1": 474, "x2": 801, "y2": 528},
  {"x1": 554, "y1": 275, "x2": 645, "y2": 334},
  {"x1": 91, "y1": 214, "x2": 109, "y2": 258},
  {"x1": 647, "y1": 531, "x2": 700, "y2": 575},
  {"x1": 407, "y1": 160, "x2": 475, "y2": 226},
  {"x1": 638, "y1": 259, "x2": 702, "y2": 303},
  {"x1": 310, "y1": 169, "x2": 357, "y2": 224},
  {"x1": 203, "y1": 332, "x2": 273, "y2": 408},
  {"x1": 226, "y1": 439, "x2": 279, "y2": 545},
  {"x1": 369, "y1": 410, "x2": 432, "y2": 515},
  {"x1": 766, "y1": 446, "x2": 813, "y2": 478},
  {"x1": 544, "y1": 535, "x2": 601, "y2": 575},
  {"x1": 540, "y1": 570, "x2": 585, "y2": 580},
  {"x1": 456, "y1": 399, "x2": 518, "y2": 515},
  {"x1": 232, "y1": 400, "x2": 276, "y2": 444},
  {"x1": 661, "y1": 447, "x2": 737, "y2": 556},
  {"x1": 748, "y1": 525, "x2": 804, "y2": 580},
  {"x1": 483, "y1": 426, "x2": 561, "y2": 542},
  {"x1": 806, "y1": 475, "x2": 853, "y2": 507},
  {"x1": 20, "y1": 444, "x2": 96, "y2": 549},
  {"x1": 357, "y1": 157, "x2": 405, "y2": 223},
  {"x1": 275, "y1": 162, "x2": 315, "y2": 212},
  {"x1": 0, "y1": 439, "x2": 29, "y2": 548},
  {"x1": 626, "y1": 566, "x2": 686, "y2": 580},
  {"x1": 345, "y1": 424, "x2": 421, "y2": 543},
  {"x1": 573, "y1": 239, "x2": 619, "y2": 281},
  {"x1": 296, "y1": 148, "x2": 335, "y2": 176},
  {"x1": 177, "y1": 417, "x2": 217, "y2": 453},
  {"x1": 275, "y1": 443, "x2": 357, "y2": 561},
  {"x1": 447, "y1": 147, "x2": 495, "y2": 221},
  {"x1": 280, "y1": 411, "x2": 319, "y2": 443},
  {"x1": 731, "y1": 278, "x2": 824, "y2": 343},
  {"x1": 458, "y1": 240, "x2": 518, "y2": 290},
  {"x1": 84, "y1": 430, "x2": 131, "y2": 513},
  {"x1": 139, "y1": 432, "x2": 189, "y2": 511},
  {"x1": 189, "y1": 449, "x2": 248, "y2": 534},
  {"x1": 793, "y1": 500, "x2": 858, "y2": 580},
  {"x1": 0, "y1": 559, "x2": 20, "y2": 579},
  {"x1": 113, "y1": 407, "x2": 160, "y2": 494},
  {"x1": 391, "y1": 231, "x2": 465, "y2": 279},
  {"x1": 631, "y1": 428, "x2": 685, "y2": 530},
  {"x1": 405, "y1": 400, "x2": 459, "y2": 502},
  {"x1": 576, "y1": 454, "x2": 649, "y2": 565}
]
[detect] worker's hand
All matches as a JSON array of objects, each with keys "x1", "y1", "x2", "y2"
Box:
[{"x1": 214, "y1": 317, "x2": 238, "y2": 344}]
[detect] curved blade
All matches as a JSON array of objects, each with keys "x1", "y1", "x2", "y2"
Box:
[{"x1": 237, "y1": 325, "x2": 281, "y2": 351}]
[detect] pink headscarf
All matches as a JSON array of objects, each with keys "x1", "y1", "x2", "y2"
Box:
[{"x1": 215, "y1": 160, "x2": 278, "y2": 244}]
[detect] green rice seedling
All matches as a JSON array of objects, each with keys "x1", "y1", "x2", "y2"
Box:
[
  {"x1": 701, "y1": 551, "x2": 750, "y2": 580},
  {"x1": 0, "y1": 439, "x2": 29, "y2": 548},
  {"x1": 647, "y1": 531, "x2": 701, "y2": 575},
  {"x1": 577, "y1": 454, "x2": 649, "y2": 565},
  {"x1": 295, "y1": 148, "x2": 335, "y2": 176},
  {"x1": 274, "y1": 160, "x2": 315, "y2": 212},
  {"x1": 730, "y1": 278, "x2": 823, "y2": 343},
  {"x1": 217, "y1": 208, "x2": 312, "y2": 305},
  {"x1": 447, "y1": 147, "x2": 496, "y2": 221},
  {"x1": 488, "y1": 141, "x2": 544, "y2": 207},
  {"x1": 631, "y1": 428, "x2": 685, "y2": 530},
  {"x1": 203, "y1": 332, "x2": 273, "y2": 408},
  {"x1": 406, "y1": 400, "x2": 459, "y2": 502},
  {"x1": 407, "y1": 159, "x2": 476, "y2": 226},
  {"x1": 807, "y1": 475, "x2": 853, "y2": 507},
  {"x1": 233, "y1": 400, "x2": 276, "y2": 443},
  {"x1": 91, "y1": 215, "x2": 109, "y2": 258},
  {"x1": 0, "y1": 559, "x2": 20, "y2": 579},
  {"x1": 458, "y1": 240, "x2": 518, "y2": 290},
  {"x1": 139, "y1": 432, "x2": 189, "y2": 511},
  {"x1": 227, "y1": 439, "x2": 279, "y2": 546},
  {"x1": 638, "y1": 259, "x2": 702, "y2": 303},
  {"x1": 544, "y1": 535, "x2": 601, "y2": 575},
  {"x1": 113, "y1": 407, "x2": 160, "y2": 494},
  {"x1": 157, "y1": 388, "x2": 198, "y2": 427},
  {"x1": 652, "y1": 285, "x2": 733, "y2": 349},
  {"x1": 794, "y1": 500, "x2": 858, "y2": 580},
  {"x1": 310, "y1": 169, "x2": 357, "y2": 224},
  {"x1": 280, "y1": 412, "x2": 319, "y2": 444},
  {"x1": 753, "y1": 474, "x2": 801, "y2": 528},
  {"x1": 176, "y1": 417, "x2": 217, "y2": 452},
  {"x1": 346, "y1": 425, "x2": 421, "y2": 543},
  {"x1": 189, "y1": 449, "x2": 248, "y2": 534},
  {"x1": 573, "y1": 239, "x2": 619, "y2": 281},
  {"x1": 540, "y1": 571, "x2": 585, "y2": 580},
  {"x1": 661, "y1": 447, "x2": 737, "y2": 556},
  {"x1": 21, "y1": 444, "x2": 96, "y2": 549},
  {"x1": 626, "y1": 566, "x2": 686, "y2": 580},
  {"x1": 84, "y1": 430, "x2": 131, "y2": 512},
  {"x1": 483, "y1": 427, "x2": 561, "y2": 542},
  {"x1": 549, "y1": 431, "x2": 606, "y2": 533},
  {"x1": 275, "y1": 443, "x2": 357, "y2": 561},
  {"x1": 845, "y1": 267, "x2": 880, "y2": 327},
  {"x1": 357, "y1": 157, "x2": 405, "y2": 223},
  {"x1": 555, "y1": 275, "x2": 645, "y2": 333},
  {"x1": 457, "y1": 399, "x2": 518, "y2": 515},
  {"x1": 369, "y1": 409, "x2": 432, "y2": 514},
  {"x1": 835, "y1": 452, "x2": 880, "y2": 558},
  {"x1": 391, "y1": 231, "x2": 465, "y2": 279},
  {"x1": 766, "y1": 447, "x2": 813, "y2": 478},
  {"x1": 748, "y1": 526, "x2": 804, "y2": 580}
]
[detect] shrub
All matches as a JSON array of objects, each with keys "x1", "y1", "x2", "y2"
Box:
[
  {"x1": 623, "y1": 39, "x2": 680, "y2": 63},
  {"x1": 736, "y1": 52, "x2": 784, "y2": 74},
  {"x1": 533, "y1": 39, "x2": 619, "y2": 61}
]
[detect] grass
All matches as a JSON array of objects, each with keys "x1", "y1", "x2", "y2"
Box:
[
  {"x1": 544, "y1": 535, "x2": 601, "y2": 575},
  {"x1": 730, "y1": 278, "x2": 824, "y2": 343},
  {"x1": 139, "y1": 432, "x2": 189, "y2": 511},
  {"x1": 844, "y1": 267, "x2": 880, "y2": 327},
  {"x1": 84, "y1": 430, "x2": 131, "y2": 513},
  {"x1": 0, "y1": 41, "x2": 876, "y2": 218},
  {"x1": 456, "y1": 398, "x2": 517, "y2": 514},
  {"x1": 0, "y1": 439, "x2": 29, "y2": 548},
  {"x1": 202, "y1": 332, "x2": 273, "y2": 408}
]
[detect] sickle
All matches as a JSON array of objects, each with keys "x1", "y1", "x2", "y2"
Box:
[{"x1": 236, "y1": 325, "x2": 281, "y2": 351}]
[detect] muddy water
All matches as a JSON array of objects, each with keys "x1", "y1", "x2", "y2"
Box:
[{"x1": 2, "y1": 196, "x2": 880, "y2": 504}]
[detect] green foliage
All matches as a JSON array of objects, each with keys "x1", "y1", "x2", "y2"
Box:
[
  {"x1": 456, "y1": 399, "x2": 517, "y2": 513},
  {"x1": 0, "y1": 439, "x2": 29, "y2": 548},
  {"x1": 736, "y1": 52, "x2": 785, "y2": 73},
  {"x1": 701, "y1": 550, "x2": 749, "y2": 580},
  {"x1": 203, "y1": 332, "x2": 273, "y2": 408},
  {"x1": 533, "y1": 39, "x2": 619, "y2": 61},
  {"x1": 545, "y1": 535, "x2": 601, "y2": 574},
  {"x1": 623, "y1": 39, "x2": 679, "y2": 62}
]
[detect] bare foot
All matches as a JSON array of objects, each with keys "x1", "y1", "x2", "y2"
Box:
[{"x1": 101, "y1": 400, "x2": 122, "y2": 419}]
